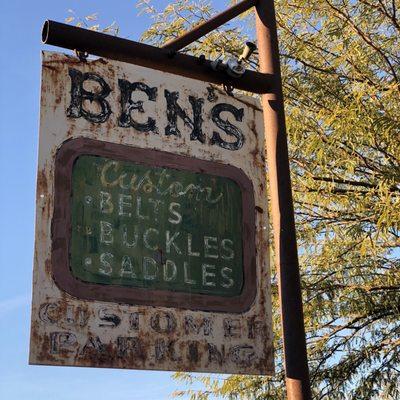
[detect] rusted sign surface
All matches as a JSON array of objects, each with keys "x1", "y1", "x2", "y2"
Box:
[{"x1": 30, "y1": 51, "x2": 273, "y2": 375}]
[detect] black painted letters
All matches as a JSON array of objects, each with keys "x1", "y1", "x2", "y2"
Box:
[
  {"x1": 67, "y1": 68, "x2": 111, "y2": 123},
  {"x1": 118, "y1": 79, "x2": 158, "y2": 132},
  {"x1": 164, "y1": 90, "x2": 205, "y2": 143},
  {"x1": 65, "y1": 69, "x2": 246, "y2": 150},
  {"x1": 211, "y1": 103, "x2": 245, "y2": 150}
]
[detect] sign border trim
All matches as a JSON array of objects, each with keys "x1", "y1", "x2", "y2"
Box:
[{"x1": 51, "y1": 137, "x2": 257, "y2": 313}]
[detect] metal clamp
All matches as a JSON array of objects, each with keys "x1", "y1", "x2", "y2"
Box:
[{"x1": 75, "y1": 49, "x2": 88, "y2": 62}]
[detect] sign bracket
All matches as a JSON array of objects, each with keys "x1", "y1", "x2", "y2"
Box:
[
  {"x1": 42, "y1": 20, "x2": 273, "y2": 94},
  {"x1": 161, "y1": 0, "x2": 257, "y2": 53}
]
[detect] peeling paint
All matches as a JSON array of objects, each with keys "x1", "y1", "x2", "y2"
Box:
[{"x1": 30, "y1": 51, "x2": 274, "y2": 375}]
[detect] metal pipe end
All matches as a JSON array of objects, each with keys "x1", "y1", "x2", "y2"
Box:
[{"x1": 42, "y1": 20, "x2": 50, "y2": 44}]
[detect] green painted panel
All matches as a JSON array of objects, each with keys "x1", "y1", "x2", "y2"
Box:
[{"x1": 70, "y1": 155, "x2": 244, "y2": 296}]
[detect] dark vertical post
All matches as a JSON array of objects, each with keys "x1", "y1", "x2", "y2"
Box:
[{"x1": 255, "y1": 1, "x2": 312, "y2": 399}]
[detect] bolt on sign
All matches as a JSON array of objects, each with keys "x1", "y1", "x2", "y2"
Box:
[{"x1": 29, "y1": 51, "x2": 274, "y2": 375}]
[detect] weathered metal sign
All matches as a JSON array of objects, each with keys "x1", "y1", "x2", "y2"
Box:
[{"x1": 30, "y1": 51, "x2": 273, "y2": 375}]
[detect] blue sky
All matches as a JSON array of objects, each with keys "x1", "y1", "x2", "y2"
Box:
[{"x1": 0, "y1": 0, "x2": 230, "y2": 398}]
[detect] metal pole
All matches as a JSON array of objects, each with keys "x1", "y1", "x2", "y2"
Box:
[
  {"x1": 255, "y1": 1, "x2": 312, "y2": 399},
  {"x1": 162, "y1": 0, "x2": 256, "y2": 52},
  {"x1": 42, "y1": 20, "x2": 272, "y2": 94}
]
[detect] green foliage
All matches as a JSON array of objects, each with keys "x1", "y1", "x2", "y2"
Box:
[
  {"x1": 138, "y1": 0, "x2": 400, "y2": 398},
  {"x1": 65, "y1": 0, "x2": 399, "y2": 397},
  {"x1": 138, "y1": 0, "x2": 254, "y2": 63},
  {"x1": 65, "y1": 9, "x2": 119, "y2": 35}
]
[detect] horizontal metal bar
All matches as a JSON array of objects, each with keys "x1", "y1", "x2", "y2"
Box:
[
  {"x1": 162, "y1": 0, "x2": 257, "y2": 52},
  {"x1": 42, "y1": 20, "x2": 273, "y2": 94}
]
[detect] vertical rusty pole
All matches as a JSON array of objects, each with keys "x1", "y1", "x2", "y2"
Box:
[{"x1": 255, "y1": 1, "x2": 312, "y2": 399}]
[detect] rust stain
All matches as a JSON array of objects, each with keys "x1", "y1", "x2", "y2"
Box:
[
  {"x1": 37, "y1": 169, "x2": 48, "y2": 197},
  {"x1": 45, "y1": 258, "x2": 52, "y2": 276},
  {"x1": 37, "y1": 332, "x2": 56, "y2": 363},
  {"x1": 30, "y1": 51, "x2": 273, "y2": 375}
]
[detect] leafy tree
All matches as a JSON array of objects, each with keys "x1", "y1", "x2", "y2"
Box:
[
  {"x1": 67, "y1": 0, "x2": 399, "y2": 397},
  {"x1": 136, "y1": 0, "x2": 400, "y2": 399}
]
